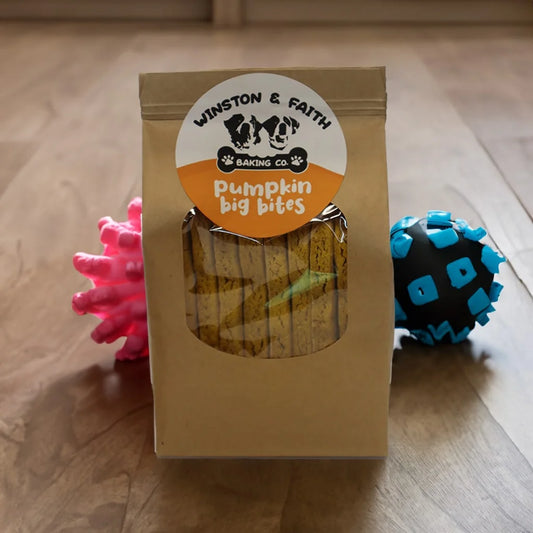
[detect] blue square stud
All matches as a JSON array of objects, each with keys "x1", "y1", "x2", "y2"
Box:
[
  {"x1": 446, "y1": 257, "x2": 477, "y2": 289},
  {"x1": 407, "y1": 275, "x2": 439, "y2": 306}
]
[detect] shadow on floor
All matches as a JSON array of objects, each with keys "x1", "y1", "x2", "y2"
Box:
[
  {"x1": 390, "y1": 332, "x2": 494, "y2": 444},
  {"x1": 11, "y1": 335, "x2": 496, "y2": 532}
]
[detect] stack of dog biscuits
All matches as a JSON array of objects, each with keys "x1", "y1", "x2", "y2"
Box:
[{"x1": 183, "y1": 207, "x2": 347, "y2": 358}]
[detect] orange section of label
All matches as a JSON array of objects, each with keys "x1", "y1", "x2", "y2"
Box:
[{"x1": 178, "y1": 159, "x2": 343, "y2": 238}]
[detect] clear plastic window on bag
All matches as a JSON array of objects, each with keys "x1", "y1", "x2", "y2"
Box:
[{"x1": 182, "y1": 204, "x2": 347, "y2": 358}]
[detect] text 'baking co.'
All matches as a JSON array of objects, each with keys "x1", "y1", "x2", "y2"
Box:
[{"x1": 217, "y1": 147, "x2": 308, "y2": 174}]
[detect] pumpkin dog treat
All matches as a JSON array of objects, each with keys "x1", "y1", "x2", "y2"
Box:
[
  {"x1": 264, "y1": 234, "x2": 292, "y2": 358},
  {"x1": 182, "y1": 213, "x2": 198, "y2": 336},
  {"x1": 239, "y1": 236, "x2": 270, "y2": 357},
  {"x1": 309, "y1": 218, "x2": 338, "y2": 353},
  {"x1": 189, "y1": 209, "x2": 220, "y2": 349},
  {"x1": 332, "y1": 215, "x2": 348, "y2": 338},
  {"x1": 287, "y1": 225, "x2": 313, "y2": 357},
  {"x1": 212, "y1": 229, "x2": 245, "y2": 356}
]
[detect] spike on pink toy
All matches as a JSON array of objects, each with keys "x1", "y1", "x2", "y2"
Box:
[{"x1": 72, "y1": 198, "x2": 148, "y2": 361}]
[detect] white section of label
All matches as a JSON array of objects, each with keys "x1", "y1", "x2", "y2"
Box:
[{"x1": 176, "y1": 73, "x2": 347, "y2": 175}]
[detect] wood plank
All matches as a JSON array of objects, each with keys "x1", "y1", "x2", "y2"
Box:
[
  {"x1": 416, "y1": 27, "x2": 533, "y2": 218},
  {"x1": 383, "y1": 48, "x2": 533, "y2": 296},
  {"x1": 246, "y1": 0, "x2": 533, "y2": 24},
  {"x1": 0, "y1": 1, "x2": 210, "y2": 20},
  {"x1": 0, "y1": 23, "x2": 139, "y2": 142},
  {"x1": 417, "y1": 28, "x2": 533, "y2": 141},
  {"x1": 0, "y1": 142, "x2": 36, "y2": 196},
  {"x1": 482, "y1": 136, "x2": 533, "y2": 219}
]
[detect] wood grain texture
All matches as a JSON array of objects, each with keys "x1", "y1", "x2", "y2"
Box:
[
  {"x1": 1, "y1": 22, "x2": 532, "y2": 532},
  {"x1": 213, "y1": 0, "x2": 244, "y2": 26},
  {"x1": 481, "y1": 136, "x2": 533, "y2": 219},
  {"x1": 0, "y1": 141, "x2": 36, "y2": 196},
  {"x1": 0, "y1": 1, "x2": 210, "y2": 21},
  {"x1": 417, "y1": 27, "x2": 533, "y2": 224},
  {"x1": 245, "y1": 0, "x2": 533, "y2": 24}
]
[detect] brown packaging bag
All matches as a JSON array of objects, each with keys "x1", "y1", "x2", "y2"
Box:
[{"x1": 140, "y1": 67, "x2": 393, "y2": 457}]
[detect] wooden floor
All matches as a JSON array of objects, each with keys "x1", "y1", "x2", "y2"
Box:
[{"x1": 1, "y1": 22, "x2": 532, "y2": 532}]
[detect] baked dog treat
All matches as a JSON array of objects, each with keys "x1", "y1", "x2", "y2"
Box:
[
  {"x1": 213, "y1": 230, "x2": 245, "y2": 357},
  {"x1": 333, "y1": 216, "x2": 348, "y2": 338},
  {"x1": 287, "y1": 225, "x2": 312, "y2": 356},
  {"x1": 182, "y1": 213, "x2": 199, "y2": 336},
  {"x1": 309, "y1": 219, "x2": 338, "y2": 352},
  {"x1": 189, "y1": 209, "x2": 220, "y2": 349},
  {"x1": 264, "y1": 234, "x2": 292, "y2": 357},
  {"x1": 238, "y1": 236, "x2": 270, "y2": 357},
  {"x1": 183, "y1": 206, "x2": 347, "y2": 358}
]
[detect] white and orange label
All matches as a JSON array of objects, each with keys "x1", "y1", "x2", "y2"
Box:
[{"x1": 176, "y1": 73, "x2": 346, "y2": 238}]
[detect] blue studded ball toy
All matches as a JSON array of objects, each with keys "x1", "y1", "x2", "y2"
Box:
[{"x1": 391, "y1": 210, "x2": 505, "y2": 345}]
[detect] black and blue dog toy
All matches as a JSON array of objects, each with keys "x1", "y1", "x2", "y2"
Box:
[{"x1": 391, "y1": 210, "x2": 505, "y2": 345}]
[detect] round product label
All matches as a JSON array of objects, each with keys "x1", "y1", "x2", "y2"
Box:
[{"x1": 176, "y1": 73, "x2": 346, "y2": 238}]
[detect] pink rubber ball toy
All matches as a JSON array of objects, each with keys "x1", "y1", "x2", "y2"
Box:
[{"x1": 72, "y1": 197, "x2": 148, "y2": 360}]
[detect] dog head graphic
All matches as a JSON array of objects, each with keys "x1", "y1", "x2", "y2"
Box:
[
  {"x1": 223, "y1": 113, "x2": 261, "y2": 150},
  {"x1": 261, "y1": 115, "x2": 300, "y2": 151}
]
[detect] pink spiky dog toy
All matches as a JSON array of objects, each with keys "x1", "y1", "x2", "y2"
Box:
[{"x1": 72, "y1": 198, "x2": 148, "y2": 360}]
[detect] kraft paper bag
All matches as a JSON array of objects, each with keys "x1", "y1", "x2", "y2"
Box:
[{"x1": 140, "y1": 67, "x2": 393, "y2": 457}]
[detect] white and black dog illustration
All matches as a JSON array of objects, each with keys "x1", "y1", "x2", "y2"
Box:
[
  {"x1": 261, "y1": 115, "x2": 300, "y2": 151},
  {"x1": 223, "y1": 113, "x2": 262, "y2": 150}
]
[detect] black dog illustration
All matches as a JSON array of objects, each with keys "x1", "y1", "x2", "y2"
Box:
[
  {"x1": 223, "y1": 113, "x2": 261, "y2": 150},
  {"x1": 261, "y1": 115, "x2": 300, "y2": 150}
]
